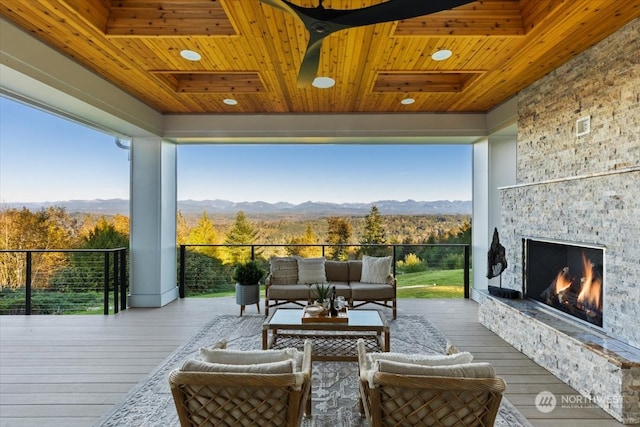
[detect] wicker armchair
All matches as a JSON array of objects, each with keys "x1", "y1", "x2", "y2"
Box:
[
  {"x1": 357, "y1": 340, "x2": 506, "y2": 426},
  {"x1": 169, "y1": 340, "x2": 312, "y2": 427}
]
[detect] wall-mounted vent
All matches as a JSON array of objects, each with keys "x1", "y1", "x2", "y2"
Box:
[{"x1": 576, "y1": 116, "x2": 591, "y2": 137}]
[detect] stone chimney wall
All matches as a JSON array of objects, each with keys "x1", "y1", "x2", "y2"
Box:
[{"x1": 499, "y1": 18, "x2": 640, "y2": 348}]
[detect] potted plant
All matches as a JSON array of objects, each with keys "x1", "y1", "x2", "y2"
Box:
[
  {"x1": 232, "y1": 260, "x2": 266, "y2": 316},
  {"x1": 312, "y1": 283, "x2": 332, "y2": 306}
]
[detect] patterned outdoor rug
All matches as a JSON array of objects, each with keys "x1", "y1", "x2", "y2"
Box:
[{"x1": 94, "y1": 314, "x2": 531, "y2": 427}]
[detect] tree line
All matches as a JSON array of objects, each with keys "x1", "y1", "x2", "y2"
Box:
[{"x1": 1, "y1": 205, "x2": 470, "y2": 292}]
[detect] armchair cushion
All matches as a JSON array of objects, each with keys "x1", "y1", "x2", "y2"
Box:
[
  {"x1": 182, "y1": 358, "x2": 295, "y2": 374},
  {"x1": 376, "y1": 359, "x2": 496, "y2": 378},
  {"x1": 361, "y1": 255, "x2": 392, "y2": 284},
  {"x1": 365, "y1": 350, "x2": 473, "y2": 369},
  {"x1": 200, "y1": 346, "x2": 302, "y2": 367}
]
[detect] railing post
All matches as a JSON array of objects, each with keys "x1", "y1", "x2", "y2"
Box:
[
  {"x1": 120, "y1": 249, "x2": 127, "y2": 310},
  {"x1": 25, "y1": 251, "x2": 32, "y2": 315},
  {"x1": 463, "y1": 245, "x2": 470, "y2": 299},
  {"x1": 251, "y1": 245, "x2": 255, "y2": 260},
  {"x1": 179, "y1": 245, "x2": 186, "y2": 298},
  {"x1": 103, "y1": 252, "x2": 110, "y2": 315},
  {"x1": 113, "y1": 250, "x2": 119, "y2": 313},
  {"x1": 392, "y1": 245, "x2": 397, "y2": 277}
]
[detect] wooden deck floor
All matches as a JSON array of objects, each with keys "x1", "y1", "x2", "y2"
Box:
[{"x1": 0, "y1": 298, "x2": 632, "y2": 427}]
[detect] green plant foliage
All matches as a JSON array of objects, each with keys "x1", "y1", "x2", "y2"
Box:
[
  {"x1": 182, "y1": 250, "x2": 232, "y2": 294},
  {"x1": 396, "y1": 253, "x2": 425, "y2": 273},
  {"x1": 360, "y1": 206, "x2": 388, "y2": 256},
  {"x1": 312, "y1": 283, "x2": 332, "y2": 301},
  {"x1": 223, "y1": 212, "x2": 261, "y2": 264},
  {"x1": 232, "y1": 260, "x2": 266, "y2": 286}
]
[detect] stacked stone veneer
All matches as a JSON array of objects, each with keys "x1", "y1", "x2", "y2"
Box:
[
  {"x1": 479, "y1": 17, "x2": 640, "y2": 423},
  {"x1": 479, "y1": 294, "x2": 640, "y2": 423}
]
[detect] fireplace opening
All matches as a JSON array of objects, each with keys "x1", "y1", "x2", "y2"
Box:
[{"x1": 524, "y1": 239, "x2": 604, "y2": 327}]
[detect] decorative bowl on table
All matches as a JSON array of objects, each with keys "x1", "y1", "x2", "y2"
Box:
[{"x1": 304, "y1": 305, "x2": 324, "y2": 317}]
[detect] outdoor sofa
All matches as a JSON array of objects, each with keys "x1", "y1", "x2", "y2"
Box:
[{"x1": 265, "y1": 255, "x2": 397, "y2": 319}]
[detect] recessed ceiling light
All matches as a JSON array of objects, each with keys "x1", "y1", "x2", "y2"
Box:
[
  {"x1": 431, "y1": 49, "x2": 452, "y2": 61},
  {"x1": 401, "y1": 98, "x2": 415, "y2": 105},
  {"x1": 223, "y1": 98, "x2": 238, "y2": 106},
  {"x1": 180, "y1": 49, "x2": 201, "y2": 61},
  {"x1": 312, "y1": 76, "x2": 335, "y2": 88}
]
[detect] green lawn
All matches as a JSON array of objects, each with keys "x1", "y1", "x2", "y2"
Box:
[{"x1": 396, "y1": 269, "x2": 467, "y2": 298}]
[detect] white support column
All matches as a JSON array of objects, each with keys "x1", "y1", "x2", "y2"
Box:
[
  {"x1": 472, "y1": 99, "x2": 518, "y2": 300},
  {"x1": 472, "y1": 138, "x2": 490, "y2": 297},
  {"x1": 129, "y1": 136, "x2": 178, "y2": 307}
]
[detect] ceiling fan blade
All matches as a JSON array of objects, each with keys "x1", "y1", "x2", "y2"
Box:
[
  {"x1": 257, "y1": 0, "x2": 297, "y2": 16},
  {"x1": 258, "y1": 0, "x2": 476, "y2": 87},
  {"x1": 268, "y1": 0, "x2": 476, "y2": 29},
  {"x1": 297, "y1": 32, "x2": 325, "y2": 88}
]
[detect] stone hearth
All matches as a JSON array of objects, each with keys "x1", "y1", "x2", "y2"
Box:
[{"x1": 478, "y1": 292, "x2": 640, "y2": 423}]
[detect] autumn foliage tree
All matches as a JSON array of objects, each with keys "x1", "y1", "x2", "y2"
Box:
[
  {"x1": 0, "y1": 207, "x2": 78, "y2": 289},
  {"x1": 286, "y1": 223, "x2": 321, "y2": 258}
]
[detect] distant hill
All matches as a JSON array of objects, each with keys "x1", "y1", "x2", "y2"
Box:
[{"x1": 3, "y1": 199, "x2": 472, "y2": 216}]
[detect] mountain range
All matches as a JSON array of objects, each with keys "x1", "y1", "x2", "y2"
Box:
[{"x1": 3, "y1": 199, "x2": 472, "y2": 216}]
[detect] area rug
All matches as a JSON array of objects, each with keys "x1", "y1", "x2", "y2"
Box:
[{"x1": 94, "y1": 314, "x2": 532, "y2": 427}]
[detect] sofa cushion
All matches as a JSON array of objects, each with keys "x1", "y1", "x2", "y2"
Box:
[
  {"x1": 182, "y1": 358, "x2": 295, "y2": 374},
  {"x1": 361, "y1": 255, "x2": 392, "y2": 284},
  {"x1": 269, "y1": 257, "x2": 299, "y2": 285},
  {"x1": 329, "y1": 282, "x2": 351, "y2": 298},
  {"x1": 350, "y1": 283, "x2": 394, "y2": 299},
  {"x1": 325, "y1": 260, "x2": 349, "y2": 282},
  {"x1": 297, "y1": 257, "x2": 326, "y2": 285},
  {"x1": 348, "y1": 260, "x2": 363, "y2": 282},
  {"x1": 267, "y1": 284, "x2": 311, "y2": 300}
]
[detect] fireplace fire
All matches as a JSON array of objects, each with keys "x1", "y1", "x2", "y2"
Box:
[{"x1": 524, "y1": 239, "x2": 604, "y2": 327}]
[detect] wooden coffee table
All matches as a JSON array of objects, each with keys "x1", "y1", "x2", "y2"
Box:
[{"x1": 262, "y1": 308, "x2": 390, "y2": 361}]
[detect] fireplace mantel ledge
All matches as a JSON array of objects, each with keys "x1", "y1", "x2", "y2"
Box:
[
  {"x1": 497, "y1": 165, "x2": 640, "y2": 191},
  {"x1": 477, "y1": 291, "x2": 640, "y2": 368}
]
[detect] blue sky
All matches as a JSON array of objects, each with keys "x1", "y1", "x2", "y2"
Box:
[{"x1": 0, "y1": 96, "x2": 472, "y2": 204}]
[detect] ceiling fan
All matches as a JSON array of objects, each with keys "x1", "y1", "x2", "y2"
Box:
[{"x1": 258, "y1": 0, "x2": 475, "y2": 88}]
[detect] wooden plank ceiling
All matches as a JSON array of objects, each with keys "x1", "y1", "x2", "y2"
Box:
[{"x1": 0, "y1": 0, "x2": 638, "y2": 114}]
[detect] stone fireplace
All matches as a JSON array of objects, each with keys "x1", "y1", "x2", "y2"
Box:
[{"x1": 478, "y1": 17, "x2": 640, "y2": 424}]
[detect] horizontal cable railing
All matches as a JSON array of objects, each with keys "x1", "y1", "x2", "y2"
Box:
[
  {"x1": 178, "y1": 244, "x2": 470, "y2": 299},
  {"x1": 0, "y1": 248, "x2": 128, "y2": 315}
]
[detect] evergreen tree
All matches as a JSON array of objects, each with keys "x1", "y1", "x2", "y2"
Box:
[
  {"x1": 223, "y1": 211, "x2": 261, "y2": 264},
  {"x1": 83, "y1": 217, "x2": 129, "y2": 248},
  {"x1": 326, "y1": 216, "x2": 352, "y2": 260},
  {"x1": 360, "y1": 205, "x2": 388, "y2": 256},
  {"x1": 188, "y1": 212, "x2": 219, "y2": 259}
]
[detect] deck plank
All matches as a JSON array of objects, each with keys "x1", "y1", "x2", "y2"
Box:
[{"x1": 0, "y1": 297, "x2": 629, "y2": 426}]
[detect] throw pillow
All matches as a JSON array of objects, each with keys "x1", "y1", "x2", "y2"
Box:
[
  {"x1": 269, "y1": 257, "x2": 299, "y2": 285},
  {"x1": 297, "y1": 257, "x2": 326, "y2": 285},
  {"x1": 182, "y1": 358, "x2": 295, "y2": 374},
  {"x1": 360, "y1": 255, "x2": 392, "y2": 284}
]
